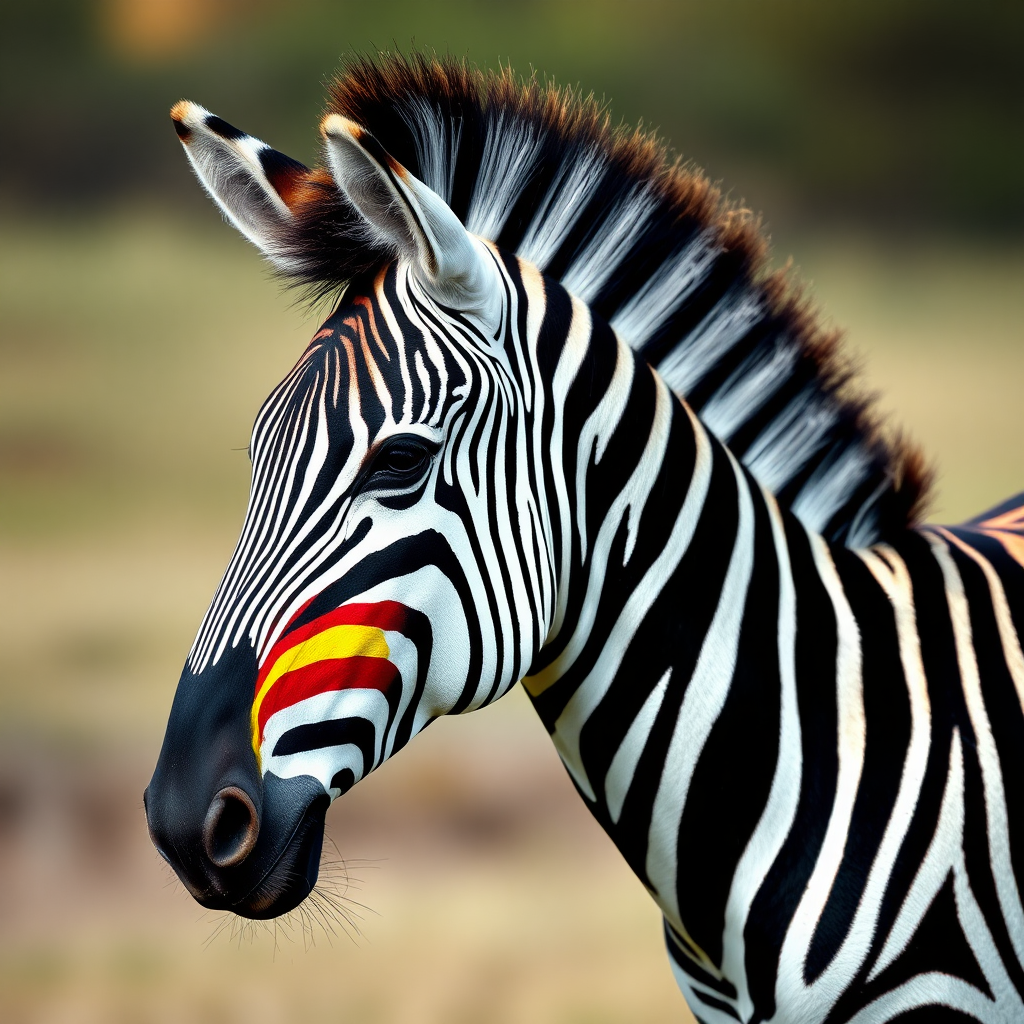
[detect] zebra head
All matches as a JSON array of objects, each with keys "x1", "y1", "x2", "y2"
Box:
[{"x1": 145, "y1": 108, "x2": 558, "y2": 918}]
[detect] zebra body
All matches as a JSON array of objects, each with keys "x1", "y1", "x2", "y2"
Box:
[{"x1": 145, "y1": 54, "x2": 1024, "y2": 1022}]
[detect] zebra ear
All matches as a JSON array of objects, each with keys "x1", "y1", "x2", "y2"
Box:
[
  {"x1": 170, "y1": 101, "x2": 309, "y2": 268},
  {"x1": 321, "y1": 114, "x2": 500, "y2": 327}
]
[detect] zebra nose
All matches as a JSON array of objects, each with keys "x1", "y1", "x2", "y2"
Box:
[{"x1": 202, "y1": 786, "x2": 260, "y2": 868}]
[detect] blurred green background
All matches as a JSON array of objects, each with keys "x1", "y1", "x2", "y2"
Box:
[{"x1": 0, "y1": 3, "x2": 1022, "y2": 1023}]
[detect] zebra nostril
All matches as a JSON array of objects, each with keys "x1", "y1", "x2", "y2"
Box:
[{"x1": 202, "y1": 786, "x2": 259, "y2": 868}]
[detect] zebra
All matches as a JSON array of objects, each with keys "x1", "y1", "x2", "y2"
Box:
[{"x1": 145, "y1": 54, "x2": 1024, "y2": 1022}]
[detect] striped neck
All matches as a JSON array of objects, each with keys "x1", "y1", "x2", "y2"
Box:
[
  {"x1": 523, "y1": 270, "x2": 716, "y2": 787},
  {"x1": 521, "y1": 272, "x2": 791, "y2": 971}
]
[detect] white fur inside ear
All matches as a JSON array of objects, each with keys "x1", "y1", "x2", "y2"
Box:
[
  {"x1": 321, "y1": 114, "x2": 502, "y2": 331},
  {"x1": 321, "y1": 117, "x2": 419, "y2": 258},
  {"x1": 171, "y1": 101, "x2": 299, "y2": 266}
]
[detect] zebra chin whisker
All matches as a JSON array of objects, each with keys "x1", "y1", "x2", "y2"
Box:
[
  {"x1": 311, "y1": 837, "x2": 381, "y2": 931},
  {"x1": 239, "y1": 839, "x2": 383, "y2": 951},
  {"x1": 201, "y1": 908, "x2": 276, "y2": 952}
]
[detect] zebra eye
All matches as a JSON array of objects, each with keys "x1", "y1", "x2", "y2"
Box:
[{"x1": 367, "y1": 437, "x2": 433, "y2": 486}]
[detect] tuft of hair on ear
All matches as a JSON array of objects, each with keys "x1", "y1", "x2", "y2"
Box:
[{"x1": 269, "y1": 167, "x2": 397, "y2": 307}]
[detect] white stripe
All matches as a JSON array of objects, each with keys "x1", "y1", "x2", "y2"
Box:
[
  {"x1": 547, "y1": 299, "x2": 593, "y2": 641},
  {"x1": 860, "y1": 732, "x2": 1022, "y2": 1021},
  {"x1": 775, "y1": 544, "x2": 933, "y2": 1021},
  {"x1": 645, "y1": 445, "x2": 754, "y2": 933},
  {"x1": 721, "y1": 490, "x2": 802, "y2": 1021},
  {"x1": 544, "y1": 401, "x2": 711, "y2": 800},
  {"x1": 604, "y1": 667, "x2": 672, "y2": 823},
  {"x1": 525, "y1": 372, "x2": 682, "y2": 698},
  {"x1": 772, "y1": 533, "x2": 864, "y2": 1019},
  {"x1": 574, "y1": 332, "x2": 635, "y2": 567},
  {"x1": 927, "y1": 531, "x2": 1024, "y2": 969},
  {"x1": 938, "y1": 527, "x2": 1024, "y2": 717}
]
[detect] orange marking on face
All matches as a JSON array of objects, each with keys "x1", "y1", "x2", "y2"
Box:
[
  {"x1": 355, "y1": 295, "x2": 389, "y2": 359},
  {"x1": 352, "y1": 312, "x2": 393, "y2": 412},
  {"x1": 264, "y1": 163, "x2": 308, "y2": 210},
  {"x1": 340, "y1": 336, "x2": 362, "y2": 420},
  {"x1": 387, "y1": 155, "x2": 409, "y2": 181}
]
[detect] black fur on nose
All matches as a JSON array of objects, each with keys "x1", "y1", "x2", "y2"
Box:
[{"x1": 145, "y1": 643, "x2": 329, "y2": 918}]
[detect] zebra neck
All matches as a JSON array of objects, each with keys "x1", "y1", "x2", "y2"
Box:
[
  {"x1": 523, "y1": 333, "x2": 802, "y2": 947},
  {"x1": 523, "y1": 323, "x2": 731, "y2": 803}
]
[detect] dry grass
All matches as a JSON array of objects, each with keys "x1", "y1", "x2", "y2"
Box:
[{"x1": 0, "y1": 213, "x2": 1021, "y2": 1023}]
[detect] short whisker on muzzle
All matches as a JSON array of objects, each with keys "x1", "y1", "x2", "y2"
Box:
[
  {"x1": 291, "y1": 836, "x2": 380, "y2": 947},
  {"x1": 198, "y1": 834, "x2": 379, "y2": 951},
  {"x1": 201, "y1": 909, "x2": 276, "y2": 951}
]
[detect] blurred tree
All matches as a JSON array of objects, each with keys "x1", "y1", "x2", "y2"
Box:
[{"x1": 2, "y1": 0, "x2": 1021, "y2": 235}]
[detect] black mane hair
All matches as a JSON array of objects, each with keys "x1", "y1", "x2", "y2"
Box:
[{"x1": 274, "y1": 51, "x2": 931, "y2": 548}]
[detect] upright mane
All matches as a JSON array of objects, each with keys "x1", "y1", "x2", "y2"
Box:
[{"x1": 274, "y1": 51, "x2": 930, "y2": 548}]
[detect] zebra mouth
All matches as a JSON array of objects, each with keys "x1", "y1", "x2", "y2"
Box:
[
  {"x1": 228, "y1": 791, "x2": 330, "y2": 920},
  {"x1": 150, "y1": 766, "x2": 331, "y2": 921}
]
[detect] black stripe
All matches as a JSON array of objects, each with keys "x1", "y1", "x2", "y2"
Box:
[
  {"x1": 804, "y1": 548, "x2": 910, "y2": 984},
  {"x1": 744, "y1": 515, "x2": 839, "y2": 1019},
  {"x1": 274, "y1": 717, "x2": 375, "y2": 778},
  {"x1": 204, "y1": 114, "x2": 246, "y2": 140}
]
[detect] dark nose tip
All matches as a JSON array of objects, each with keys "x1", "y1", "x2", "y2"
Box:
[{"x1": 202, "y1": 786, "x2": 259, "y2": 868}]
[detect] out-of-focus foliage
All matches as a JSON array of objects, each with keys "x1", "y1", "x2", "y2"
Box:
[{"x1": 3, "y1": 0, "x2": 1022, "y2": 233}]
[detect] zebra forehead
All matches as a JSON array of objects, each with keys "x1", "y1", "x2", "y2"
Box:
[{"x1": 278, "y1": 273, "x2": 472, "y2": 441}]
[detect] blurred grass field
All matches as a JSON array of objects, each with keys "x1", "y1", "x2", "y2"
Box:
[{"x1": 0, "y1": 213, "x2": 1021, "y2": 1024}]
